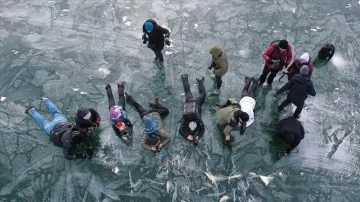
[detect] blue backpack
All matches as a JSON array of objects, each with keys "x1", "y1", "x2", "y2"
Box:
[{"x1": 144, "y1": 116, "x2": 159, "y2": 136}]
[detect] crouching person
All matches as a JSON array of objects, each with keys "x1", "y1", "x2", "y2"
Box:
[
  {"x1": 276, "y1": 116, "x2": 305, "y2": 154},
  {"x1": 125, "y1": 92, "x2": 171, "y2": 152},
  {"x1": 216, "y1": 98, "x2": 249, "y2": 142}
]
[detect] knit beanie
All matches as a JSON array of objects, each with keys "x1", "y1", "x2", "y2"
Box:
[
  {"x1": 77, "y1": 107, "x2": 91, "y2": 120},
  {"x1": 300, "y1": 65, "x2": 309, "y2": 75},
  {"x1": 144, "y1": 21, "x2": 154, "y2": 33}
]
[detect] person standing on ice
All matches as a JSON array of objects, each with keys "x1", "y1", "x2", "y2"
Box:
[{"x1": 142, "y1": 19, "x2": 171, "y2": 65}]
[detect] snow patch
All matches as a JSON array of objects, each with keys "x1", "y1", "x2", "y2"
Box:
[
  {"x1": 72, "y1": 88, "x2": 79, "y2": 92},
  {"x1": 194, "y1": 24, "x2": 198, "y2": 29},
  {"x1": 0, "y1": 97, "x2": 6, "y2": 101},
  {"x1": 165, "y1": 51, "x2": 172, "y2": 55}
]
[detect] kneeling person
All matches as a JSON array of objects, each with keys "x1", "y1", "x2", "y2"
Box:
[
  {"x1": 276, "y1": 116, "x2": 305, "y2": 154},
  {"x1": 125, "y1": 92, "x2": 171, "y2": 152},
  {"x1": 179, "y1": 74, "x2": 206, "y2": 145}
]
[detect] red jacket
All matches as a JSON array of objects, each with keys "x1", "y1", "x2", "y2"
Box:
[{"x1": 263, "y1": 43, "x2": 292, "y2": 68}]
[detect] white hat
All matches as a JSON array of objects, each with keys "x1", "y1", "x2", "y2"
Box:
[
  {"x1": 83, "y1": 112, "x2": 91, "y2": 120},
  {"x1": 299, "y1": 52, "x2": 310, "y2": 63},
  {"x1": 188, "y1": 121, "x2": 197, "y2": 131}
]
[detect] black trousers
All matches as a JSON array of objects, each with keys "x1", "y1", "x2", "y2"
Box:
[
  {"x1": 259, "y1": 65, "x2": 280, "y2": 85},
  {"x1": 182, "y1": 77, "x2": 206, "y2": 107},
  {"x1": 106, "y1": 84, "x2": 126, "y2": 110},
  {"x1": 241, "y1": 77, "x2": 259, "y2": 99},
  {"x1": 278, "y1": 98, "x2": 303, "y2": 118},
  {"x1": 127, "y1": 96, "x2": 169, "y2": 118}
]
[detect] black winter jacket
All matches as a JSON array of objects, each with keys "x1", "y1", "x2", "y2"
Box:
[
  {"x1": 49, "y1": 122, "x2": 92, "y2": 159},
  {"x1": 276, "y1": 117, "x2": 305, "y2": 153},
  {"x1": 276, "y1": 74, "x2": 316, "y2": 107},
  {"x1": 143, "y1": 19, "x2": 170, "y2": 51}
]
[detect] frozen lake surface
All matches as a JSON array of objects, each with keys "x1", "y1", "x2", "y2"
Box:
[{"x1": 0, "y1": 0, "x2": 359, "y2": 201}]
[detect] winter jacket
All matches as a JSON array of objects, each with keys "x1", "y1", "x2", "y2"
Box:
[
  {"x1": 263, "y1": 42, "x2": 292, "y2": 69},
  {"x1": 49, "y1": 122, "x2": 92, "y2": 159},
  {"x1": 275, "y1": 74, "x2": 316, "y2": 108},
  {"x1": 140, "y1": 112, "x2": 171, "y2": 151},
  {"x1": 239, "y1": 96, "x2": 256, "y2": 127},
  {"x1": 287, "y1": 58, "x2": 314, "y2": 80},
  {"x1": 209, "y1": 45, "x2": 228, "y2": 76},
  {"x1": 143, "y1": 19, "x2": 170, "y2": 51},
  {"x1": 276, "y1": 117, "x2": 305, "y2": 153},
  {"x1": 216, "y1": 100, "x2": 241, "y2": 135}
]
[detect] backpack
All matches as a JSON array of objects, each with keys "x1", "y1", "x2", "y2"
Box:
[
  {"x1": 144, "y1": 116, "x2": 159, "y2": 136},
  {"x1": 318, "y1": 43, "x2": 335, "y2": 61},
  {"x1": 183, "y1": 101, "x2": 200, "y2": 121}
]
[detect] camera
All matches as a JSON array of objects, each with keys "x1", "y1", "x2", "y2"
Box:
[{"x1": 193, "y1": 139, "x2": 198, "y2": 146}]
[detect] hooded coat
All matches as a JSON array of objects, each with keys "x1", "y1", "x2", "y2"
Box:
[
  {"x1": 276, "y1": 117, "x2": 305, "y2": 153},
  {"x1": 209, "y1": 45, "x2": 228, "y2": 76},
  {"x1": 143, "y1": 19, "x2": 170, "y2": 51},
  {"x1": 216, "y1": 99, "x2": 241, "y2": 134},
  {"x1": 275, "y1": 74, "x2": 316, "y2": 108}
]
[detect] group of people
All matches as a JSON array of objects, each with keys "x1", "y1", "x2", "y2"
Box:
[{"x1": 25, "y1": 19, "x2": 336, "y2": 159}]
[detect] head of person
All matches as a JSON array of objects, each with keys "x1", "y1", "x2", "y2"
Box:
[
  {"x1": 235, "y1": 111, "x2": 249, "y2": 127},
  {"x1": 115, "y1": 121, "x2": 127, "y2": 132},
  {"x1": 76, "y1": 107, "x2": 92, "y2": 121},
  {"x1": 144, "y1": 21, "x2": 154, "y2": 33},
  {"x1": 300, "y1": 65, "x2": 309, "y2": 75},
  {"x1": 209, "y1": 45, "x2": 224, "y2": 60},
  {"x1": 283, "y1": 133, "x2": 295, "y2": 145},
  {"x1": 299, "y1": 52, "x2": 310, "y2": 64},
  {"x1": 278, "y1": 40, "x2": 288, "y2": 52},
  {"x1": 188, "y1": 121, "x2": 197, "y2": 131}
]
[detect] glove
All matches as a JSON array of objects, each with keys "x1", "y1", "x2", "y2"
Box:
[
  {"x1": 164, "y1": 37, "x2": 171, "y2": 46},
  {"x1": 282, "y1": 68, "x2": 288, "y2": 74},
  {"x1": 142, "y1": 34, "x2": 148, "y2": 44}
]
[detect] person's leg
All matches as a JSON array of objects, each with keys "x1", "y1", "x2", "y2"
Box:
[
  {"x1": 43, "y1": 98, "x2": 67, "y2": 122},
  {"x1": 28, "y1": 108, "x2": 51, "y2": 135},
  {"x1": 293, "y1": 105, "x2": 303, "y2": 118},
  {"x1": 248, "y1": 78, "x2": 260, "y2": 99},
  {"x1": 196, "y1": 77, "x2": 206, "y2": 106},
  {"x1": 105, "y1": 84, "x2": 116, "y2": 109},
  {"x1": 126, "y1": 94, "x2": 148, "y2": 118},
  {"x1": 241, "y1": 77, "x2": 252, "y2": 98},
  {"x1": 267, "y1": 70, "x2": 280, "y2": 85},
  {"x1": 278, "y1": 98, "x2": 292, "y2": 111},
  {"x1": 215, "y1": 75, "x2": 222, "y2": 89},
  {"x1": 149, "y1": 100, "x2": 169, "y2": 116},
  {"x1": 181, "y1": 74, "x2": 193, "y2": 102},
  {"x1": 155, "y1": 50, "x2": 164, "y2": 63},
  {"x1": 259, "y1": 66, "x2": 270, "y2": 85},
  {"x1": 117, "y1": 81, "x2": 126, "y2": 110}
]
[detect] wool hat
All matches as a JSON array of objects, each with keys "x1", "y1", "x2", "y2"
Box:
[
  {"x1": 144, "y1": 21, "x2": 154, "y2": 33},
  {"x1": 300, "y1": 65, "x2": 309, "y2": 75},
  {"x1": 278, "y1": 40, "x2": 288, "y2": 49},
  {"x1": 77, "y1": 107, "x2": 91, "y2": 120},
  {"x1": 299, "y1": 52, "x2": 310, "y2": 63}
]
